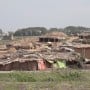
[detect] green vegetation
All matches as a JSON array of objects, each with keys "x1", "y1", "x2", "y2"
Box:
[
  {"x1": 0, "y1": 26, "x2": 90, "y2": 37},
  {"x1": 0, "y1": 70, "x2": 90, "y2": 90},
  {"x1": 14, "y1": 27, "x2": 47, "y2": 36},
  {"x1": 12, "y1": 26, "x2": 90, "y2": 36},
  {"x1": 0, "y1": 70, "x2": 84, "y2": 82}
]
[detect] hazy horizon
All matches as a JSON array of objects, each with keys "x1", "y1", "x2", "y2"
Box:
[{"x1": 0, "y1": 0, "x2": 90, "y2": 32}]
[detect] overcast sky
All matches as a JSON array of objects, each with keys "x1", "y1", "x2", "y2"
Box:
[{"x1": 0, "y1": 0, "x2": 90, "y2": 32}]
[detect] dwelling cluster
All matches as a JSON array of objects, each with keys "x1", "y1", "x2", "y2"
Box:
[{"x1": 0, "y1": 31, "x2": 90, "y2": 71}]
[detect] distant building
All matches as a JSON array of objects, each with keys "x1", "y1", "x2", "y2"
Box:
[
  {"x1": 79, "y1": 31, "x2": 90, "y2": 39},
  {"x1": 0, "y1": 29, "x2": 3, "y2": 40},
  {"x1": 2, "y1": 33, "x2": 14, "y2": 40},
  {"x1": 39, "y1": 32, "x2": 67, "y2": 42}
]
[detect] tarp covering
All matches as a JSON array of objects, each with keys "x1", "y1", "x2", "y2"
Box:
[
  {"x1": 53, "y1": 60, "x2": 66, "y2": 68},
  {"x1": 38, "y1": 60, "x2": 46, "y2": 70}
]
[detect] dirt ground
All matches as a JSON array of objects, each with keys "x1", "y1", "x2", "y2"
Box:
[{"x1": 0, "y1": 81, "x2": 89, "y2": 90}]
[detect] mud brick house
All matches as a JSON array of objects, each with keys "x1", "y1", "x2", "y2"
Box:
[
  {"x1": 79, "y1": 32, "x2": 90, "y2": 39},
  {"x1": 40, "y1": 51, "x2": 83, "y2": 69},
  {"x1": 60, "y1": 44, "x2": 90, "y2": 69},
  {"x1": 39, "y1": 32, "x2": 67, "y2": 42},
  {"x1": 79, "y1": 32, "x2": 90, "y2": 44},
  {"x1": 0, "y1": 57, "x2": 52, "y2": 71},
  {"x1": 61, "y1": 44, "x2": 90, "y2": 59},
  {"x1": 73, "y1": 44, "x2": 90, "y2": 59}
]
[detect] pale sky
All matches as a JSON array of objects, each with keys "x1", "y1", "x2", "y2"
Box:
[{"x1": 0, "y1": 0, "x2": 90, "y2": 32}]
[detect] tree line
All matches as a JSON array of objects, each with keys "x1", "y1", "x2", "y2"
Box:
[{"x1": 0, "y1": 26, "x2": 90, "y2": 36}]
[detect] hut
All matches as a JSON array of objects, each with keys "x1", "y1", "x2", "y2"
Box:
[
  {"x1": 78, "y1": 31, "x2": 90, "y2": 44},
  {"x1": 73, "y1": 44, "x2": 90, "y2": 59},
  {"x1": 39, "y1": 32, "x2": 67, "y2": 42},
  {"x1": 41, "y1": 51, "x2": 83, "y2": 69},
  {"x1": 0, "y1": 54, "x2": 51, "y2": 71},
  {"x1": 79, "y1": 32, "x2": 90, "y2": 40}
]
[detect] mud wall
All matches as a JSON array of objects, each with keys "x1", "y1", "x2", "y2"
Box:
[
  {"x1": 74, "y1": 48, "x2": 90, "y2": 59},
  {"x1": 0, "y1": 61, "x2": 38, "y2": 71}
]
